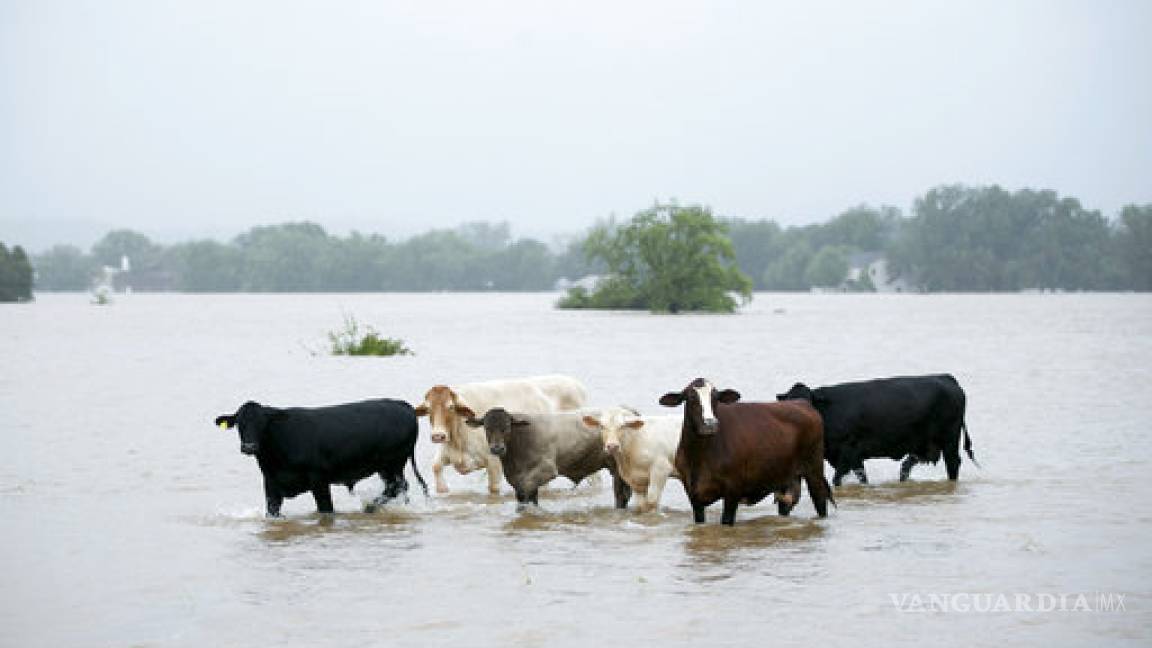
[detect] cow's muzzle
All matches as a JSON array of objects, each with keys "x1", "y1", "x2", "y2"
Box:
[
  {"x1": 241, "y1": 442, "x2": 258, "y2": 455},
  {"x1": 605, "y1": 442, "x2": 620, "y2": 454},
  {"x1": 700, "y1": 418, "x2": 719, "y2": 435},
  {"x1": 489, "y1": 444, "x2": 506, "y2": 457},
  {"x1": 431, "y1": 433, "x2": 446, "y2": 443}
]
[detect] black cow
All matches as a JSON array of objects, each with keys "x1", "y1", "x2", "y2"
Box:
[
  {"x1": 215, "y1": 399, "x2": 427, "y2": 516},
  {"x1": 777, "y1": 374, "x2": 977, "y2": 486}
]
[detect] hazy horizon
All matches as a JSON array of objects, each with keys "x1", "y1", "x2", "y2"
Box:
[{"x1": 4, "y1": 1, "x2": 1151, "y2": 252}]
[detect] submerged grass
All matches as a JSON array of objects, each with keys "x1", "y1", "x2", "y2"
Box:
[{"x1": 328, "y1": 314, "x2": 412, "y2": 357}]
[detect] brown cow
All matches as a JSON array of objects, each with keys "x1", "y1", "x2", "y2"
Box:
[{"x1": 659, "y1": 378, "x2": 833, "y2": 526}]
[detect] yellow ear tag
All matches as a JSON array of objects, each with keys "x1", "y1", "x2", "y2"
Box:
[{"x1": 219, "y1": 421, "x2": 229, "y2": 430}]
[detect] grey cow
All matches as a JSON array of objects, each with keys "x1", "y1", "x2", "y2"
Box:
[{"x1": 466, "y1": 408, "x2": 632, "y2": 510}]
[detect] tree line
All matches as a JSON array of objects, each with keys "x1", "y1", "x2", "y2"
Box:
[
  {"x1": 0, "y1": 242, "x2": 35, "y2": 302},
  {"x1": 25, "y1": 184, "x2": 1152, "y2": 294},
  {"x1": 32, "y1": 221, "x2": 598, "y2": 292}
]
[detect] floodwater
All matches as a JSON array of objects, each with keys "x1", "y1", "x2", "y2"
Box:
[{"x1": 2, "y1": 292, "x2": 1150, "y2": 647}]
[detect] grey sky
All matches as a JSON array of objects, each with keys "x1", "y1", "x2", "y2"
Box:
[{"x1": 3, "y1": 0, "x2": 1150, "y2": 251}]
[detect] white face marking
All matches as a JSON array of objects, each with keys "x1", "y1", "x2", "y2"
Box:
[
  {"x1": 694, "y1": 382, "x2": 716, "y2": 422},
  {"x1": 598, "y1": 408, "x2": 644, "y2": 449}
]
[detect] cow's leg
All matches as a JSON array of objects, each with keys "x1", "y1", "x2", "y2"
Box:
[
  {"x1": 485, "y1": 456, "x2": 504, "y2": 495},
  {"x1": 852, "y1": 465, "x2": 868, "y2": 484},
  {"x1": 806, "y1": 467, "x2": 831, "y2": 518},
  {"x1": 513, "y1": 486, "x2": 529, "y2": 510},
  {"x1": 720, "y1": 498, "x2": 739, "y2": 526},
  {"x1": 516, "y1": 483, "x2": 540, "y2": 509},
  {"x1": 644, "y1": 466, "x2": 672, "y2": 513},
  {"x1": 312, "y1": 484, "x2": 334, "y2": 515},
  {"x1": 431, "y1": 447, "x2": 451, "y2": 494},
  {"x1": 688, "y1": 494, "x2": 707, "y2": 524},
  {"x1": 377, "y1": 465, "x2": 409, "y2": 506},
  {"x1": 899, "y1": 455, "x2": 918, "y2": 481},
  {"x1": 943, "y1": 447, "x2": 961, "y2": 481},
  {"x1": 263, "y1": 476, "x2": 283, "y2": 518},
  {"x1": 612, "y1": 474, "x2": 632, "y2": 509}
]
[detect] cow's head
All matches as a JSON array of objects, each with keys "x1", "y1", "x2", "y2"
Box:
[
  {"x1": 414, "y1": 385, "x2": 477, "y2": 444},
  {"x1": 659, "y1": 378, "x2": 740, "y2": 436},
  {"x1": 581, "y1": 406, "x2": 644, "y2": 454},
  {"x1": 777, "y1": 382, "x2": 814, "y2": 402},
  {"x1": 214, "y1": 401, "x2": 268, "y2": 455},
  {"x1": 464, "y1": 407, "x2": 528, "y2": 457}
]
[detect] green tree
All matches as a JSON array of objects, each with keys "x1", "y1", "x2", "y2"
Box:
[
  {"x1": 0, "y1": 243, "x2": 35, "y2": 302},
  {"x1": 32, "y1": 245, "x2": 96, "y2": 290},
  {"x1": 815, "y1": 204, "x2": 901, "y2": 250},
  {"x1": 559, "y1": 203, "x2": 752, "y2": 313},
  {"x1": 888, "y1": 184, "x2": 1112, "y2": 291},
  {"x1": 1116, "y1": 204, "x2": 1152, "y2": 290},
  {"x1": 91, "y1": 229, "x2": 168, "y2": 290},
  {"x1": 725, "y1": 218, "x2": 784, "y2": 289},
  {"x1": 762, "y1": 240, "x2": 813, "y2": 291},
  {"x1": 482, "y1": 239, "x2": 556, "y2": 290},
  {"x1": 805, "y1": 245, "x2": 851, "y2": 288},
  {"x1": 235, "y1": 222, "x2": 333, "y2": 291},
  {"x1": 166, "y1": 240, "x2": 243, "y2": 291},
  {"x1": 552, "y1": 236, "x2": 603, "y2": 282}
]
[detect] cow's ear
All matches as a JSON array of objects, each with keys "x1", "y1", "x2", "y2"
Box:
[
  {"x1": 414, "y1": 402, "x2": 429, "y2": 417},
  {"x1": 624, "y1": 419, "x2": 645, "y2": 429},
  {"x1": 581, "y1": 416, "x2": 601, "y2": 429},
  {"x1": 215, "y1": 415, "x2": 236, "y2": 430},
  {"x1": 464, "y1": 417, "x2": 484, "y2": 428},
  {"x1": 716, "y1": 389, "x2": 741, "y2": 404},
  {"x1": 659, "y1": 392, "x2": 685, "y2": 407},
  {"x1": 455, "y1": 404, "x2": 476, "y2": 419},
  {"x1": 511, "y1": 418, "x2": 530, "y2": 428}
]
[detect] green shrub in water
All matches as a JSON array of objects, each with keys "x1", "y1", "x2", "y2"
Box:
[{"x1": 328, "y1": 315, "x2": 412, "y2": 357}]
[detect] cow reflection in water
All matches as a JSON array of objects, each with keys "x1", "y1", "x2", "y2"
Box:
[{"x1": 682, "y1": 517, "x2": 828, "y2": 564}]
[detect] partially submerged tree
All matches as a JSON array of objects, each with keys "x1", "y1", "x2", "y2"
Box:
[{"x1": 558, "y1": 203, "x2": 752, "y2": 313}]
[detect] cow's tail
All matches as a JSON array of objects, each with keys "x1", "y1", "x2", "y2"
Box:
[
  {"x1": 409, "y1": 445, "x2": 429, "y2": 497},
  {"x1": 962, "y1": 421, "x2": 980, "y2": 468},
  {"x1": 824, "y1": 475, "x2": 837, "y2": 509}
]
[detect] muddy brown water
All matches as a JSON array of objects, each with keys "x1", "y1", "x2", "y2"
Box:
[{"x1": 2, "y1": 293, "x2": 1150, "y2": 647}]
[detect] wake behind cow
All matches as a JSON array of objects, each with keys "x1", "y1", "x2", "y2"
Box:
[
  {"x1": 777, "y1": 374, "x2": 976, "y2": 485},
  {"x1": 415, "y1": 375, "x2": 587, "y2": 494},
  {"x1": 215, "y1": 398, "x2": 426, "y2": 517},
  {"x1": 661, "y1": 378, "x2": 832, "y2": 526},
  {"x1": 466, "y1": 408, "x2": 631, "y2": 510}
]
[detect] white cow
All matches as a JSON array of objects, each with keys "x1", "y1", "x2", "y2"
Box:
[
  {"x1": 525, "y1": 374, "x2": 588, "y2": 410},
  {"x1": 415, "y1": 375, "x2": 587, "y2": 494},
  {"x1": 581, "y1": 407, "x2": 681, "y2": 512}
]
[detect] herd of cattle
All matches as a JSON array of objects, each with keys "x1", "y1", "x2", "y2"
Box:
[{"x1": 215, "y1": 373, "x2": 977, "y2": 525}]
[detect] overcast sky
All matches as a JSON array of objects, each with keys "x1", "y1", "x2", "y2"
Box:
[{"x1": 2, "y1": 0, "x2": 1150, "y2": 251}]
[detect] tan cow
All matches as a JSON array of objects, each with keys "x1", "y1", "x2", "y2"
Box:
[
  {"x1": 581, "y1": 407, "x2": 681, "y2": 512},
  {"x1": 415, "y1": 375, "x2": 587, "y2": 494}
]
